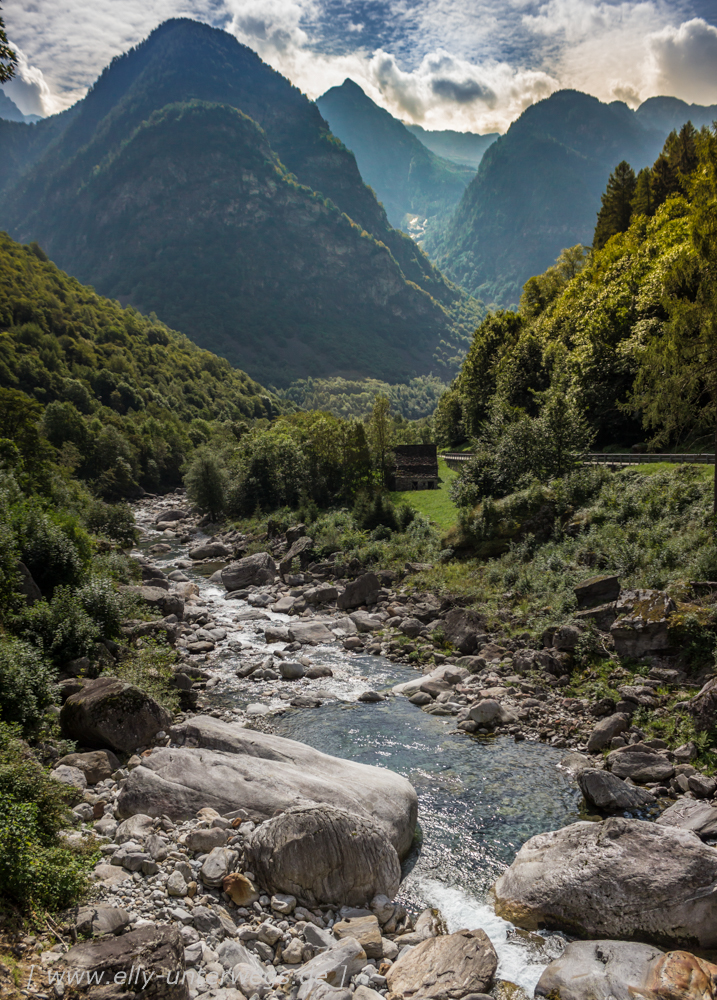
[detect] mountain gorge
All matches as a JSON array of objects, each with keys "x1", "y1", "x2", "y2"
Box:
[
  {"x1": 317, "y1": 79, "x2": 477, "y2": 232},
  {"x1": 0, "y1": 19, "x2": 482, "y2": 387},
  {"x1": 427, "y1": 89, "x2": 717, "y2": 306}
]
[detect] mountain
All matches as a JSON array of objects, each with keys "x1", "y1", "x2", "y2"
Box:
[
  {"x1": 0, "y1": 20, "x2": 482, "y2": 387},
  {"x1": 0, "y1": 230, "x2": 285, "y2": 494},
  {"x1": 635, "y1": 96, "x2": 717, "y2": 135},
  {"x1": 404, "y1": 124, "x2": 498, "y2": 169},
  {"x1": 317, "y1": 79, "x2": 476, "y2": 232},
  {"x1": 427, "y1": 90, "x2": 680, "y2": 306},
  {"x1": 0, "y1": 90, "x2": 41, "y2": 123}
]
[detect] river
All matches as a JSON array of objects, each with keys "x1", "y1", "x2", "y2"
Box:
[{"x1": 143, "y1": 530, "x2": 583, "y2": 993}]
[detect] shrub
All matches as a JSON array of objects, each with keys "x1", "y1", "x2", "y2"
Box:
[
  {"x1": 11, "y1": 503, "x2": 90, "y2": 596},
  {"x1": 84, "y1": 500, "x2": 138, "y2": 547},
  {"x1": 0, "y1": 636, "x2": 56, "y2": 733},
  {"x1": 0, "y1": 794, "x2": 95, "y2": 911},
  {"x1": 109, "y1": 641, "x2": 179, "y2": 713},
  {"x1": 78, "y1": 577, "x2": 128, "y2": 640},
  {"x1": 15, "y1": 587, "x2": 100, "y2": 664}
]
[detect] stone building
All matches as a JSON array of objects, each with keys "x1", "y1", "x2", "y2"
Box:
[{"x1": 390, "y1": 444, "x2": 439, "y2": 490}]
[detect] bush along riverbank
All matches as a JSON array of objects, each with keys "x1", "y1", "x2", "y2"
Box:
[{"x1": 5, "y1": 478, "x2": 717, "y2": 1000}]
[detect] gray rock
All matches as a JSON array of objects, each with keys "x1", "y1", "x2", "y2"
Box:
[
  {"x1": 553, "y1": 625, "x2": 581, "y2": 651},
  {"x1": 606, "y1": 744, "x2": 675, "y2": 783},
  {"x1": 279, "y1": 660, "x2": 305, "y2": 680},
  {"x1": 535, "y1": 939, "x2": 663, "y2": 1000},
  {"x1": 337, "y1": 573, "x2": 380, "y2": 611},
  {"x1": 333, "y1": 914, "x2": 383, "y2": 958},
  {"x1": 656, "y1": 797, "x2": 717, "y2": 840},
  {"x1": 303, "y1": 923, "x2": 334, "y2": 950},
  {"x1": 166, "y1": 871, "x2": 188, "y2": 897},
  {"x1": 61, "y1": 677, "x2": 173, "y2": 753},
  {"x1": 441, "y1": 608, "x2": 485, "y2": 655},
  {"x1": 116, "y1": 813, "x2": 154, "y2": 843},
  {"x1": 121, "y1": 718, "x2": 418, "y2": 857},
  {"x1": 188, "y1": 541, "x2": 231, "y2": 560},
  {"x1": 610, "y1": 589, "x2": 676, "y2": 658},
  {"x1": 57, "y1": 750, "x2": 121, "y2": 785},
  {"x1": 294, "y1": 938, "x2": 367, "y2": 986},
  {"x1": 578, "y1": 768, "x2": 656, "y2": 813},
  {"x1": 468, "y1": 699, "x2": 516, "y2": 726},
  {"x1": 244, "y1": 804, "x2": 401, "y2": 906},
  {"x1": 280, "y1": 536, "x2": 315, "y2": 577},
  {"x1": 386, "y1": 929, "x2": 498, "y2": 999},
  {"x1": 217, "y1": 939, "x2": 261, "y2": 971},
  {"x1": 677, "y1": 677, "x2": 717, "y2": 732},
  {"x1": 17, "y1": 561, "x2": 41, "y2": 604},
  {"x1": 305, "y1": 585, "x2": 339, "y2": 605},
  {"x1": 271, "y1": 893, "x2": 296, "y2": 914},
  {"x1": 51, "y1": 764, "x2": 87, "y2": 791},
  {"x1": 558, "y1": 752, "x2": 593, "y2": 776},
  {"x1": 73, "y1": 904, "x2": 130, "y2": 937},
  {"x1": 288, "y1": 622, "x2": 335, "y2": 645},
  {"x1": 200, "y1": 847, "x2": 238, "y2": 887},
  {"x1": 350, "y1": 611, "x2": 383, "y2": 633},
  {"x1": 494, "y1": 816, "x2": 717, "y2": 947},
  {"x1": 688, "y1": 773, "x2": 717, "y2": 798},
  {"x1": 399, "y1": 617, "x2": 423, "y2": 638},
  {"x1": 60, "y1": 924, "x2": 188, "y2": 998},
  {"x1": 586, "y1": 713, "x2": 629, "y2": 753},
  {"x1": 222, "y1": 552, "x2": 276, "y2": 591},
  {"x1": 574, "y1": 575, "x2": 620, "y2": 609},
  {"x1": 185, "y1": 827, "x2": 228, "y2": 853}
]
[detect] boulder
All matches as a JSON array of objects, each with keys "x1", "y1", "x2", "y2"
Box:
[
  {"x1": 535, "y1": 939, "x2": 664, "y2": 1000},
  {"x1": 577, "y1": 769, "x2": 656, "y2": 813},
  {"x1": 574, "y1": 575, "x2": 620, "y2": 608},
  {"x1": 188, "y1": 541, "x2": 231, "y2": 560},
  {"x1": 60, "y1": 925, "x2": 188, "y2": 998},
  {"x1": 305, "y1": 585, "x2": 339, "y2": 605},
  {"x1": 441, "y1": 609, "x2": 485, "y2": 655},
  {"x1": 61, "y1": 677, "x2": 173, "y2": 753},
  {"x1": 646, "y1": 951, "x2": 717, "y2": 999},
  {"x1": 468, "y1": 700, "x2": 516, "y2": 727},
  {"x1": 288, "y1": 622, "x2": 335, "y2": 645},
  {"x1": 120, "y1": 717, "x2": 418, "y2": 857},
  {"x1": 17, "y1": 561, "x2": 41, "y2": 604},
  {"x1": 72, "y1": 904, "x2": 131, "y2": 937},
  {"x1": 575, "y1": 603, "x2": 618, "y2": 631},
  {"x1": 677, "y1": 677, "x2": 717, "y2": 732},
  {"x1": 57, "y1": 750, "x2": 121, "y2": 785},
  {"x1": 493, "y1": 817, "x2": 717, "y2": 947},
  {"x1": 120, "y1": 585, "x2": 184, "y2": 619},
  {"x1": 688, "y1": 772, "x2": 717, "y2": 798},
  {"x1": 656, "y1": 797, "x2": 717, "y2": 840},
  {"x1": 386, "y1": 929, "x2": 497, "y2": 999},
  {"x1": 244, "y1": 805, "x2": 400, "y2": 906},
  {"x1": 337, "y1": 573, "x2": 380, "y2": 610},
  {"x1": 553, "y1": 625, "x2": 581, "y2": 651},
  {"x1": 279, "y1": 661, "x2": 305, "y2": 680},
  {"x1": 281, "y1": 535, "x2": 315, "y2": 573},
  {"x1": 332, "y1": 915, "x2": 383, "y2": 958},
  {"x1": 222, "y1": 552, "x2": 276, "y2": 591},
  {"x1": 606, "y1": 744, "x2": 675, "y2": 783},
  {"x1": 610, "y1": 589, "x2": 676, "y2": 658},
  {"x1": 200, "y1": 847, "x2": 238, "y2": 887},
  {"x1": 52, "y1": 764, "x2": 87, "y2": 791},
  {"x1": 586, "y1": 713, "x2": 629, "y2": 753},
  {"x1": 400, "y1": 617, "x2": 423, "y2": 639},
  {"x1": 294, "y1": 938, "x2": 367, "y2": 986},
  {"x1": 350, "y1": 611, "x2": 383, "y2": 633}
]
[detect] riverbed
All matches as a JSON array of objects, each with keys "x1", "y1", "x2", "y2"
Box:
[{"x1": 141, "y1": 527, "x2": 583, "y2": 993}]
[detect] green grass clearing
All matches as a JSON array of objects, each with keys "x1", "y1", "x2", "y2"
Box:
[
  {"x1": 390, "y1": 458, "x2": 458, "y2": 532},
  {"x1": 617, "y1": 462, "x2": 714, "y2": 480}
]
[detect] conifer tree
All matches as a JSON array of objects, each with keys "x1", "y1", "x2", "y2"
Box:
[
  {"x1": 593, "y1": 161, "x2": 637, "y2": 250},
  {"x1": 631, "y1": 167, "x2": 654, "y2": 217},
  {"x1": 0, "y1": 8, "x2": 16, "y2": 83}
]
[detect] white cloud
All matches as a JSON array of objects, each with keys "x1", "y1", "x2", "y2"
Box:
[
  {"x1": 1, "y1": 45, "x2": 62, "y2": 116},
  {"x1": 648, "y1": 17, "x2": 717, "y2": 104}
]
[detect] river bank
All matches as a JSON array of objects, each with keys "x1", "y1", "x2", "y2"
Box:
[{"x1": 27, "y1": 489, "x2": 717, "y2": 1000}]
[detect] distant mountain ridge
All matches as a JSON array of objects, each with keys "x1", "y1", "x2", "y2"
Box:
[
  {"x1": 0, "y1": 19, "x2": 482, "y2": 387},
  {"x1": 403, "y1": 124, "x2": 498, "y2": 169},
  {"x1": 317, "y1": 79, "x2": 476, "y2": 233},
  {"x1": 428, "y1": 89, "x2": 715, "y2": 306},
  {"x1": 0, "y1": 89, "x2": 41, "y2": 123}
]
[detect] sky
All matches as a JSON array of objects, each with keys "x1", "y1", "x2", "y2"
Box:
[{"x1": 3, "y1": 0, "x2": 717, "y2": 132}]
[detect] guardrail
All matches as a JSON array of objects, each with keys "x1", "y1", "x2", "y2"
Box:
[{"x1": 440, "y1": 452, "x2": 715, "y2": 466}]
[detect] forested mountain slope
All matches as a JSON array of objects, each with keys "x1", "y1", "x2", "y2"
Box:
[
  {"x1": 0, "y1": 19, "x2": 482, "y2": 386},
  {"x1": 0, "y1": 231, "x2": 283, "y2": 495},
  {"x1": 317, "y1": 79, "x2": 475, "y2": 230}
]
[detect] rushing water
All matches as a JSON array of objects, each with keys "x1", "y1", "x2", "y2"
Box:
[{"x1": 143, "y1": 531, "x2": 583, "y2": 993}]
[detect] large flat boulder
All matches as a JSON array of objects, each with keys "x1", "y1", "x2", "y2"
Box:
[
  {"x1": 493, "y1": 817, "x2": 717, "y2": 948},
  {"x1": 656, "y1": 797, "x2": 717, "y2": 840},
  {"x1": 441, "y1": 609, "x2": 485, "y2": 655},
  {"x1": 61, "y1": 677, "x2": 172, "y2": 753},
  {"x1": 535, "y1": 940, "x2": 664, "y2": 1000},
  {"x1": 222, "y1": 552, "x2": 276, "y2": 591},
  {"x1": 386, "y1": 928, "x2": 497, "y2": 999},
  {"x1": 586, "y1": 713, "x2": 629, "y2": 753},
  {"x1": 119, "y1": 717, "x2": 418, "y2": 857},
  {"x1": 57, "y1": 750, "x2": 121, "y2": 784},
  {"x1": 677, "y1": 676, "x2": 717, "y2": 731},
  {"x1": 606, "y1": 743, "x2": 674, "y2": 783},
  {"x1": 245, "y1": 805, "x2": 400, "y2": 907},
  {"x1": 574, "y1": 574, "x2": 620, "y2": 608},
  {"x1": 60, "y1": 925, "x2": 187, "y2": 998},
  {"x1": 120, "y1": 585, "x2": 185, "y2": 619}
]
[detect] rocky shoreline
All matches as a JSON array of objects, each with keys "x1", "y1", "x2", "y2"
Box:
[{"x1": 18, "y1": 490, "x2": 717, "y2": 1000}]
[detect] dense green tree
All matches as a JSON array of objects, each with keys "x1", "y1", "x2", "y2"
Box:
[
  {"x1": 184, "y1": 449, "x2": 227, "y2": 519},
  {"x1": 368, "y1": 395, "x2": 393, "y2": 486},
  {"x1": 593, "y1": 161, "x2": 637, "y2": 250},
  {"x1": 632, "y1": 167, "x2": 654, "y2": 217},
  {"x1": 0, "y1": 8, "x2": 17, "y2": 83}
]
